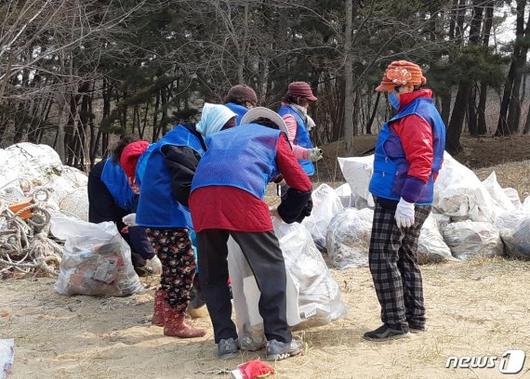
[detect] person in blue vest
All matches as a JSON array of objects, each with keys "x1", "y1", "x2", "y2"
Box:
[
  {"x1": 364, "y1": 60, "x2": 446, "y2": 342},
  {"x1": 189, "y1": 107, "x2": 313, "y2": 360},
  {"x1": 87, "y1": 137, "x2": 155, "y2": 276},
  {"x1": 224, "y1": 84, "x2": 258, "y2": 125},
  {"x1": 278, "y1": 81, "x2": 323, "y2": 177},
  {"x1": 121, "y1": 103, "x2": 237, "y2": 339}
]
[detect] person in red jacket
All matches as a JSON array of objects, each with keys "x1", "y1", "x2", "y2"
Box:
[
  {"x1": 189, "y1": 107, "x2": 312, "y2": 360},
  {"x1": 363, "y1": 60, "x2": 446, "y2": 342}
]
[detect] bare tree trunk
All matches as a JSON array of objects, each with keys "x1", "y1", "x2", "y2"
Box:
[
  {"x1": 496, "y1": 0, "x2": 529, "y2": 136},
  {"x1": 343, "y1": 0, "x2": 354, "y2": 150},
  {"x1": 447, "y1": 84, "x2": 470, "y2": 154}
]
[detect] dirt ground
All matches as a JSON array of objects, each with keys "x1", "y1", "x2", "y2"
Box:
[{"x1": 1, "y1": 258, "x2": 530, "y2": 379}]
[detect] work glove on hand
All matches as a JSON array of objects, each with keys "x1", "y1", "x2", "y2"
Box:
[
  {"x1": 309, "y1": 147, "x2": 323, "y2": 162},
  {"x1": 394, "y1": 198, "x2": 415, "y2": 229}
]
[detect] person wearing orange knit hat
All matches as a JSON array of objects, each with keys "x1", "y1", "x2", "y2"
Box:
[{"x1": 364, "y1": 60, "x2": 446, "y2": 341}]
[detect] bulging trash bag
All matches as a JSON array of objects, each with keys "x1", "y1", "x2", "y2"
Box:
[
  {"x1": 417, "y1": 214, "x2": 454, "y2": 264},
  {"x1": 229, "y1": 217, "x2": 346, "y2": 350},
  {"x1": 57, "y1": 187, "x2": 89, "y2": 221},
  {"x1": 482, "y1": 172, "x2": 516, "y2": 212},
  {"x1": 503, "y1": 188, "x2": 522, "y2": 209},
  {"x1": 503, "y1": 216, "x2": 530, "y2": 260},
  {"x1": 51, "y1": 215, "x2": 143, "y2": 297},
  {"x1": 337, "y1": 155, "x2": 375, "y2": 208},
  {"x1": 495, "y1": 210, "x2": 527, "y2": 233},
  {"x1": 335, "y1": 183, "x2": 355, "y2": 208},
  {"x1": 0, "y1": 143, "x2": 63, "y2": 188},
  {"x1": 442, "y1": 221, "x2": 504, "y2": 260},
  {"x1": 302, "y1": 184, "x2": 343, "y2": 249},
  {"x1": 434, "y1": 153, "x2": 496, "y2": 222},
  {"x1": 326, "y1": 208, "x2": 373, "y2": 269}
]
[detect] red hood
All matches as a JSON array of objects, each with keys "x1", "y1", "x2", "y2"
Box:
[{"x1": 399, "y1": 89, "x2": 433, "y2": 110}]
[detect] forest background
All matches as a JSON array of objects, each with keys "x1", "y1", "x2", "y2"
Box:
[{"x1": 1, "y1": 0, "x2": 529, "y2": 169}]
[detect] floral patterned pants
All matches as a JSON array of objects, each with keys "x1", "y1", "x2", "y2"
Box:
[{"x1": 145, "y1": 228, "x2": 196, "y2": 314}]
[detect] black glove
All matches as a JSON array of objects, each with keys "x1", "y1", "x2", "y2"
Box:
[{"x1": 277, "y1": 188, "x2": 312, "y2": 224}]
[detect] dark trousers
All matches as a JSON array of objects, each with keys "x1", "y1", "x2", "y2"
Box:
[
  {"x1": 368, "y1": 201, "x2": 431, "y2": 330},
  {"x1": 197, "y1": 229, "x2": 291, "y2": 344}
]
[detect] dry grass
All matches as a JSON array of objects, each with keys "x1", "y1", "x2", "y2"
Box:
[{"x1": 2, "y1": 258, "x2": 530, "y2": 378}]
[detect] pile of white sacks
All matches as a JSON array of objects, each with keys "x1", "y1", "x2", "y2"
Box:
[
  {"x1": 0, "y1": 143, "x2": 89, "y2": 221},
  {"x1": 307, "y1": 152, "x2": 530, "y2": 270}
]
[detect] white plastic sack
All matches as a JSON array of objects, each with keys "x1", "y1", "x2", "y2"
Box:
[
  {"x1": 57, "y1": 187, "x2": 89, "y2": 221},
  {"x1": 326, "y1": 208, "x2": 373, "y2": 269},
  {"x1": 442, "y1": 221, "x2": 503, "y2": 260},
  {"x1": 337, "y1": 155, "x2": 375, "y2": 208},
  {"x1": 229, "y1": 217, "x2": 346, "y2": 350},
  {"x1": 503, "y1": 188, "x2": 522, "y2": 209},
  {"x1": 0, "y1": 339, "x2": 14, "y2": 379},
  {"x1": 503, "y1": 216, "x2": 530, "y2": 260},
  {"x1": 434, "y1": 153, "x2": 496, "y2": 222},
  {"x1": 417, "y1": 214, "x2": 454, "y2": 264},
  {"x1": 523, "y1": 197, "x2": 530, "y2": 213},
  {"x1": 302, "y1": 184, "x2": 343, "y2": 249},
  {"x1": 495, "y1": 210, "x2": 527, "y2": 232},
  {"x1": 335, "y1": 183, "x2": 355, "y2": 208},
  {"x1": 482, "y1": 172, "x2": 515, "y2": 212},
  {"x1": 0, "y1": 143, "x2": 63, "y2": 189},
  {"x1": 51, "y1": 215, "x2": 143, "y2": 296}
]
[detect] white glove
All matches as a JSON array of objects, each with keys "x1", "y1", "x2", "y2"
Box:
[
  {"x1": 308, "y1": 147, "x2": 323, "y2": 162},
  {"x1": 395, "y1": 198, "x2": 415, "y2": 229},
  {"x1": 122, "y1": 213, "x2": 137, "y2": 227}
]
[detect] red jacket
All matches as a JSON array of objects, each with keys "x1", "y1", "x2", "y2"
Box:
[
  {"x1": 391, "y1": 89, "x2": 434, "y2": 184},
  {"x1": 190, "y1": 134, "x2": 312, "y2": 232}
]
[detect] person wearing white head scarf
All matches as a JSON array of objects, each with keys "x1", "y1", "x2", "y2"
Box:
[
  {"x1": 196, "y1": 103, "x2": 237, "y2": 137},
  {"x1": 133, "y1": 104, "x2": 235, "y2": 338}
]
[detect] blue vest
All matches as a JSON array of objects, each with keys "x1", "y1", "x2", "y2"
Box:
[
  {"x1": 191, "y1": 124, "x2": 280, "y2": 199},
  {"x1": 100, "y1": 158, "x2": 136, "y2": 212},
  {"x1": 225, "y1": 102, "x2": 248, "y2": 126},
  {"x1": 136, "y1": 125, "x2": 206, "y2": 228},
  {"x1": 277, "y1": 104, "x2": 315, "y2": 176},
  {"x1": 369, "y1": 97, "x2": 446, "y2": 205}
]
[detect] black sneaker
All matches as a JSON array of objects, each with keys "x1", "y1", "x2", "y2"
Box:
[
  {"x1": 363, "y1": 324, "x2": 409, "y2": 342},
  {"x1": 265, "y1": 339, "x2": 302, "y2": 361},
  {"x1": 408, "y1": 324, "x2": 425, "y2": 333},
  {"x1": 217, "y1": 338, "x2": 240, "y2": 360}
]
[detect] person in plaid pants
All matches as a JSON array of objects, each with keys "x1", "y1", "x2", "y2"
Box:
[{"x1": 364, "y1": 60, "x2": 446, "y2": 341}]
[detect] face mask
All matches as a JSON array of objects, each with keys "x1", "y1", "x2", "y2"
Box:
[{"x1": 388, "y1": 91, "x2": 400, "y2": 110}]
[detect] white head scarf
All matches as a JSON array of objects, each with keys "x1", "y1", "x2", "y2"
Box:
[{"x1": 196, "y1": 103, "x2": 237, "y2": 137}]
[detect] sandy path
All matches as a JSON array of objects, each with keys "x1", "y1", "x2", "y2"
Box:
[{"x1": 1, "y1": 259, "x2": 530, "y2": 379}]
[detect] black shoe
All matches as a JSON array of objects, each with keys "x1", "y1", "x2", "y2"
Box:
[
  {"x1": 363, "y1": 324, "x2": 409, "y2": 342},
  {"x1": 217, "y1": 338, "x2": 240, "y2": 360},
  {"x1": 408, "y1": 324, "x2": 425, "y2": 333}
]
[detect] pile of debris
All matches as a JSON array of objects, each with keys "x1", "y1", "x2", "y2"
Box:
[
  {"x1": 0, "y1": 143, "x2": 89, "y2": 277},
  {"x1": 310, "y1": 152, "x2": 530, "y2": 269}
]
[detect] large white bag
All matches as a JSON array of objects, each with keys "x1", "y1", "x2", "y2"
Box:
[
  {"x1": 434, "y1": 153, "x2": 496, "y2": 222},
  {"x1": 417, "y1": 214, "x2": 454, "y2": 264},
  {"x1": 229, "y1": 217, "x2": 346, "y2": 350},
  {"x1": 502, "y1": 216, "x2": 530, "y2": 260},
  {"x1": 337, "y1": 155, "x2": 375, "y2": 208},
  {"x1": 326, "y1": 208, "x2": 372, "y2": 269},
  {"x1": 442, "y1": 221, "x2": 503, "y2": 260},
  {"x1": 51, "y1": 215, "x2": 143, "y2": 297},
  {"x1": 301, "y1": 184, "x2": 343, "y2": 249}
]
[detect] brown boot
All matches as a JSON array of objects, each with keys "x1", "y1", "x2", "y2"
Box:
[
  {"x1": 152, "y1": 289, "x2": 166, "y2": 326},
  {"x1": 163, "y1": 307, "x2": 206, "y2": 338}
]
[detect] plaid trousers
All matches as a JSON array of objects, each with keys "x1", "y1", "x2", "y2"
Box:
[{"x1": 368, "y1": 201, "x2": 431, "y2": 330}]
